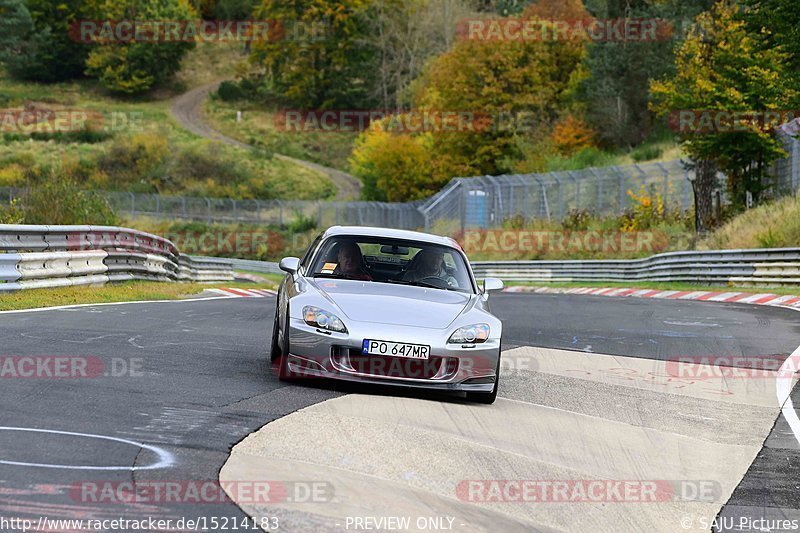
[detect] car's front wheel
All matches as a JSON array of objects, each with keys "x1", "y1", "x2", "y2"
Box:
[
  {"x1": 466, "y1": 349, "x2": 500, "y2": 404},
  {"x1": 269, "y1": 306, "x2": 282, "y2": 362},
  {"x1": 277, "y1": 304, "x2": 294, "y2": 381}
]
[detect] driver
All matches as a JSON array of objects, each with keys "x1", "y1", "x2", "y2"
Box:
[
  {"x1": 334, "y1": 242, "x2": 373, "y2": 281},
  {"x1": 403, "y1": 249, "x2": 457, "y2": 287}
]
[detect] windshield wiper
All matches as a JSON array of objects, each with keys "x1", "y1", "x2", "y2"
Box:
[{"x1": 383, "y1": 279, "x2": 459, "y2": 291}]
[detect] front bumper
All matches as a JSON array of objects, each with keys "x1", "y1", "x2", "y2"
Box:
[{"x1": 284, "y1": 318, "x2": 500, "y2": 393}]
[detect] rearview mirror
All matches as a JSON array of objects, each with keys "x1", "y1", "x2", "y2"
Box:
[
  {"x1": 279, "y1": 256, "x2": 300, "y2": 274},
  {"x1": 483, "y1": 278, "x2": 504, "y2": 292},
  {"x1": 380, "y1": 245, "x2": 409, "y2": 255}
]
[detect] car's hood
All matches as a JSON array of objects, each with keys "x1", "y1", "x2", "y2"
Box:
[{"x1": 309, "y1": 279, "x2": 472, "y2": 329}]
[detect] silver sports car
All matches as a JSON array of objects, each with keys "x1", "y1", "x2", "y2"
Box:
[{"x1": 270, "y1": 226, "x2": 505, "y2": 403}]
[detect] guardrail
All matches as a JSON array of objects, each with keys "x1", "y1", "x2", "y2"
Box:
[
  {"x1": 0, "y1": 225, "x2": 233, "y2": 291},
  {"x1": 212, "y1": 249, "x2": 800, "y2": 287},
  {"x1": 221, "y1": 257, "x2": 282, "y2": 275},
  {"x1": 470, "y1": 248, "x2": 800, "y2": 286}
]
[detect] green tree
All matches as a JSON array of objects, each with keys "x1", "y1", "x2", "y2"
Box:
[
  {"x1": 249, "y1": 0, "x2": 378, "y2": 109},
  {"x1": 741, "y1": 0, "x2": 800, "y2": 91},
  {"x1": 3, "y1": 0, "x2": 88, "y2": 82},
  {"x1": 0, "y1": 0, "x2": 33, "y2": 63},
  {"x1": 84, "y1": 0, "x2": 197, "y2": 94},
  {"x1": 578, "y1": 0, "x2": 713, "y2": 148},
  {"x1": 650, "y1": 1, "x2": 797, "y2": 233}
]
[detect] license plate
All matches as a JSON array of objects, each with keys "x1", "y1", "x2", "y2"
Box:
[{"x1": 362, "y1": 339, "x2": 430, "y2": 359}]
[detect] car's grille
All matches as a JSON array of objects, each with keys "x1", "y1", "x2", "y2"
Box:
[{"x1": 334, "y1": 348, "x2": 458, "y2": 380}]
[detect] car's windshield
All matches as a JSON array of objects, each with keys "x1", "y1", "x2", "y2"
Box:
[{"x1": 308, "y1": 236, "x2": 474, "y2": 293}]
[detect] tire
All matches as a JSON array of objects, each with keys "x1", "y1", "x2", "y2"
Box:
[
  {"x1": 278, "y1": 303, "x2": 294, "y2": 381},
  {"x1": 269, "y1": 305, "x2": 282, "y2": 362},
  {"x1": 466, "y1": 348, "x2": 500, "y2": 404}
]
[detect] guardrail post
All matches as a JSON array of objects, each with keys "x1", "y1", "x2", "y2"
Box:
[
  {"x1": 656, "y1": 162, "x2": 670, "y2": 211},
  {"x1": 590, "y1": 168, "x2": 603, "y2": 213}
]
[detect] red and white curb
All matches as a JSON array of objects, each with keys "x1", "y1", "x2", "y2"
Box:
[
  {"x1": 503, "y1": 285, "x2": 800, "y2": 309},
  {"x1": 207, "y1": 288, "x2": 277, "y2": 298}
]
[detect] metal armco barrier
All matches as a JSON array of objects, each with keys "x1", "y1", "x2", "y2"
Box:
[
  {"x1": 220, "y1": 257, "x2": 282, "y2": 275},
  {"x1": 470, "y1": 248, "x2": 800, "y2": 286},
  {"x1": 0, "y1": 225, "x2": 233, "y2": 291}
]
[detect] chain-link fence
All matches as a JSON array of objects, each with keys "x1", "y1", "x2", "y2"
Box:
[
  {"x1": 1, "y1": 159, "x2": 701, "y2": 231},
  {"x1": 418, "y1": 159, "x2": 701, "y2": 232},
  {"x1": 774, "y1": 130, "x2": 800, "y2": 197}
]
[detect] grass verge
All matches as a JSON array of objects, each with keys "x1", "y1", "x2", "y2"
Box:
[{"x1": 0, "y1": 279, "x2": 277, "y2": 312}]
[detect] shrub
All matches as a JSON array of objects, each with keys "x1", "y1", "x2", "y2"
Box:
[
  {"x1": 561, "y1": 208, "x2": 593, "y2": 231},
  {"x1": 630, "y1": 144, "x2": 663, "y2": 162},
  {"x1": 551, "y1": 115, "x2": 596, "y2": 156},
  {"x1": 96, "y1": 134, "x2": 170, "y2": 192},
  {"x1": 0, "y1": 198, "x2": 24, "y2": 223},
  {"x1": 0, "y1": 164, "x2": 26, "y2": 187},
  {"x1": 286, "y1": 210, "x2": 317, "y2": 233},
  {"x1": 217, "y1": 80, "x2": 245, "y2": 102},
  {"x1": 21, "y1": 165, "x2": 117, "y2": 225},
  {"x1": 619, "y1": 185, "x2": 665, "y2": 232}
]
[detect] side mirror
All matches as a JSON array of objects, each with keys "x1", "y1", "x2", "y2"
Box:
[
  {"x1": 279, "y1": 257, "x2": 300, "y2": 275},
  {"x1": 483, "y1": 277, "x2": 504, "y2": 293}
]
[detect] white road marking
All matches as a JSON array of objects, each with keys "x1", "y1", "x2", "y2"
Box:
[
  {"x1": 777, "y1": 345, "x2": 800, "y2": 446},
  {"x1": 0, "y1": 426, "x2": 174, "y2": 471},
  {"x1": 0, "y1": 295, "x2": 241, "y2": 315}
]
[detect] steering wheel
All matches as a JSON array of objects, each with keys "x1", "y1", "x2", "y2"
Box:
[{"x1": 417, "y1": 276, "x2": 450, "y2": 289}]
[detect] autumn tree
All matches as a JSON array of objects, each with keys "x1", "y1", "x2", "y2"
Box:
[
  {"x1": 84, "y1": 0, "x2": 197, "y2": 94},
  {"x1": 349, "y1": 119, "x2": 436, "y2": 201},
  {"x1": 249, "y1": 0, "x2": 378, "y2": 109},
  {"x1": 414, "y1": 13, "x2": 586, "y2": 178},
  {"x1": 650, "y1": 1, "x2": 796, "y2": 233}
]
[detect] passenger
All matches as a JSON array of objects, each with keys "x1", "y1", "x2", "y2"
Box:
[{"x1": 403, "y1": 249, "x2": 457, "y2": 287}]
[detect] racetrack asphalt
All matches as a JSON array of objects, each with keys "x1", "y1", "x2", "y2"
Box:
[{"x1": 0, "y1": 293, "x2": 797, "y2": 532}]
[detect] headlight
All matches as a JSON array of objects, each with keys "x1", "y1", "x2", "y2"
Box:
[
  {"x1": 448, "y1": 324, "x2": 490, "y2": 344},
  {"x1": 303, "y1": 306, "x2": 347, "y2": 333}
]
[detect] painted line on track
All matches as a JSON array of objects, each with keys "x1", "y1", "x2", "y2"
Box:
[
  {"x1": 0, "y1": 295, "x2": 244, "y2": 315},
  {"x1": 0, "y1": 426, "x2": 174, "y2": 471}
]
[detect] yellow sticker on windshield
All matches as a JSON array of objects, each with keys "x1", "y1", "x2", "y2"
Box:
[{"x1": 321, "y1": 262, "x2": 337, "y2": 274}]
